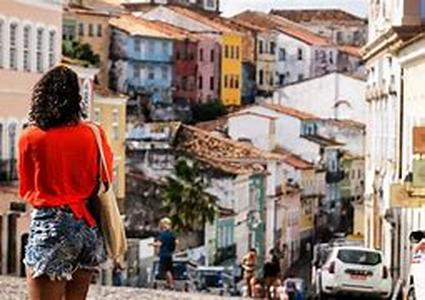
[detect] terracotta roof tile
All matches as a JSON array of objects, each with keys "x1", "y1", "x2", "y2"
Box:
[
  {"x1": 311, "y1": 118, "x2": 366, "y2": 130},
  {"x1": 196, "y1": 117, "x2": 228, "y2": 132},
  {"x1": 168, "y1": 6, "x2": 236, "y2": 33},
  {"x1": 232, "y1": 11, "x2": 329, "y2": 46},
  {"x1": 270, "y1": 9, "x2": 366, "y2": 24},
  {"x1": 273, "y1": 147, "x2": 314, "y2": 170},
  {"x1": 260, "y1": 103, "x2": 318, "y2": 120},
  {"x1": 338, "y1": 45, "x2": 362, "y2": 58},
  {"x1": 109, "y1": 15, "x2": 173, "y2": 39},
  {"x1": 229, "y1": 111, "x2": 278, "y2": 120},
  {"x1": 302, "y1": 134, "x2": 344, "y2": 147},
  {"x1": 175, "y1": 125, "x2": 287, "y2": 175}
]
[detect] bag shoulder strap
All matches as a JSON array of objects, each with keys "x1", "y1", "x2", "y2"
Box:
[{"x1": 86, "y1": 123, "x2": 112, "y2": 184}]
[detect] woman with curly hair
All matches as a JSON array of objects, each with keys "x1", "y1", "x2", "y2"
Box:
[{"x1": 18, "y1": 65, "x2": 113, "y2": 300}]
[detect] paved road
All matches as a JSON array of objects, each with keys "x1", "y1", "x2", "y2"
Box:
[{"x1": 0, "y1": 276, "x2": 241, "y2": 300}]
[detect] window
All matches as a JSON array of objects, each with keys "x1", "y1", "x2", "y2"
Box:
[
  {"x1": 225, "y1": 45, "x2": 229, "y2": 58},
  {"x1": 9, "y1": 23, "x2": 18, "y2": 70},
  {"x1": 36, "y1": 28, "x2": 44, "y2": 73},
  {"x1": 111, "y1": 109, "x2": 119, "y2": 140},
  {"x1": 0, "y1": 20, "x2": 3, "y2": 69},
  {"x1": 235, "y1": 75, "x2": 239, "y2": 89},
  {"x1": 23, "y1": 26, "x2": 31, "y2": 72},
  {"x1": 236, "y1": 46, "x2": 240, "y2": 59},
  {"x1": 133, "y1": 65, "x2": 140, "y2": 79},
  {"x1": 269, "y1": 73, "x2": 273, "y2": 85},
  {"x1": 8, "y1": 123, "x2": 17, "y2": 160},
  {"x1": 148, "y1": 40, "x2": 155, "y2": 53},
  {"x1": 94, "y1": 108, "x2": 101, "y2": 125},
  {"x1": 279, "y1": 48, "x2": 286, "y2": 61},
  {"x1": 329, "y1": 51, "x2": 334, "y2": 64},
  {"x1": 198, "y1": 75, "x2": 203, "y2": 89},
  {"x1": 97, "y1": 24, "x2": 102, "y2": 37},
  {"x1": 88, "y1": 24, "x2": 94, "y2": 37},
  {"x1": 162, "y1": 41, "x2": 168, "y2": 54},
  {"x1": 230, "y1": 46, "x2": 234, "y2": 59},
  {"x1": 134, "y1": 37, "x2": 141, "y2": 52},
  {"x1": 259, "y1": 70, "x2": 264, "y2": 85},
  {"x1": 161, "y1": 66, "x2": 168, "y2": 80},
  {"x1": 224, "y1": 75, "x2": 228, "y2": 88},
  {"x1": 270, "y1": 42, "x2": 276, "y2": 55},
  {"x1": 199, "y1": 48, "x2": 204, "y2": 61},
  {"x1": 298, "y1": 74, "x2": 304, "y2": 81},
  {"x1": 176, "y1": 51, "x2": 181, "y2": 60},
  {"x1": 258, "y1": 40, "x2": 263, "y2": 54},
  {"x1": 207, "y1": 0, "x2": 215, "y2": 8},
  {"x1": 297, "y1": 48, "x2": 303, "y2": 60},
  {"x1": 210, "y1": 49, "x2": 214, "y2": 62},
  {"x1": 48, "y1": 31, "x2": 56, "y2": 68},
  {"x1": 79, "y1": 23, "x2": 84, "y2": 36},
  {"x1": 229, "y1": 76, "x2": 234, "y2": 88},
  {"x1": 210, "y1": 76, "x2": 214, "y2": 90},
  {"x1": 279, "y1": 74, "x2": 285, "y2": 85},
  {"x1": 148, "y1": 66, "x2": 155, "y2": 80},
  {"x1": 336, "y1": 31, "x2": 343, "y2": 43}
]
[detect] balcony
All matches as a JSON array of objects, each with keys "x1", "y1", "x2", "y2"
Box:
[{"x1": 390, "y1": 182, "x2": 425, "y2": 208}]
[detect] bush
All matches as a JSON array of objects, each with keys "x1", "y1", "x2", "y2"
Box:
[
  {"x1": 62, "y1": 40, "x2": 100, "y2": 67},
  {"x1": 191, "y1": 101, "x2": 227, "y2": 123}
]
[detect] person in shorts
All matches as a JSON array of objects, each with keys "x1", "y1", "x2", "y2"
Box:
[
  {"x1": 153, "y1": 218, "x2": 177, "y2": 289},
  {"x1": 18, "y1": 66, "x2": 113, "y2": 300},
  {"x1": 241, "y1": 248, "x2": 257, "y2": 297}
]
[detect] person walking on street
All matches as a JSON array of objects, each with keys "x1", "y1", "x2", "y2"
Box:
[
  {"x1": 241, "y1": 248, "x2": 257, "y2": 297},
  {"x1": 152, "y1": 218, "x2": 177, "y2": 290},
  {"x1": 18, "y1": 66, "x2": 113, "y2": 300}
]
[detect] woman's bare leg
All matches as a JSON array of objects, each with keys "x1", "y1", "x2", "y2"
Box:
[
  {"x1": 27, "y1": 269, "x2": 66, "y2": 300},
  {"x1": 65, "y1": 269, "x2": 93, "y2": 300}
]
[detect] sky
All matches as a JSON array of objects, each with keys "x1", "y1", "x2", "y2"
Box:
[{"x1": 221, "y1": 0, "x2": 368, "y2": 18}]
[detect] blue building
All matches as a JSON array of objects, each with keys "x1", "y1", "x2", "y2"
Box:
[{"x1": 109, "y1": 16, "x2": 173, "y2": 103}]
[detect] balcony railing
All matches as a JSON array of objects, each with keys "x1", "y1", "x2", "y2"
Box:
[{"x1": 325, "y1": 170, "x2": 345, "y2": 184}]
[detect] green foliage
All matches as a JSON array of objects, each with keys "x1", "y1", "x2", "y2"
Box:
[
  {"x1": 162, "y1": 159, "x2": 217, "y2": 232},
  {"x1": 191, "y1": 101, "x2": 227, "y2": 123},
  {"x1": 62, "y1": 40, "x2": 100, "y2": 67}
]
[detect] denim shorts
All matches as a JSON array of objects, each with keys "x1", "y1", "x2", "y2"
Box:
[{"x1": 24, "y1": 207, "x2": 106, "y2": 281}]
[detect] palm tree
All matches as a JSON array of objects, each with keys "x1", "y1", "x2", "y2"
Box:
[{"x1": 162, "y1": 159, "x2": 217, "y2": 232}]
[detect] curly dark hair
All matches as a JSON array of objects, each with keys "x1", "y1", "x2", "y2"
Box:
[{"x1": 29, "y1": 65, "x2": 84, "y2": 129}]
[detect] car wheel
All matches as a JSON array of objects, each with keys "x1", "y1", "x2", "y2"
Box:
[{"x1": 407, "y1": 287, "x2": 416, "y2": 300}]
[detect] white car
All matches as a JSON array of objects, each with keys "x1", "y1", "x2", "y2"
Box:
[
  {"x1": 318, "y1": 246, "x2": 392, "y2": 299},
  {"x1": 406, "y1": 231, "x2": 425, "y2": 300}
]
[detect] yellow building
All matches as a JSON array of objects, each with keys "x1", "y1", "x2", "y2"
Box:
[
  {"x1": 93, "y1": 90, "x2": 127, "y2": 209},
  {"x1": 221, "y1": 32, "x2": 243, "y2": 106},
  {"x1": 63, "y1": 3, "x2": 116, "y2": 87}
]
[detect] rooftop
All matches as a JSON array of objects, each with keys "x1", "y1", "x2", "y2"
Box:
[
  {"x1": 302, "y1": 134, "x2": 344, "y2": 147},
  {"x1": 338, "y1": 45, "x2": 362, "y2": 58},
  {"x1": 232, "y1": 11, "x2": 329, "y2": 46},
  {"x1": 273, "y1": 147, "x2": 314, "y2": 170},
  {"x1": 260, "y1": 103, "x2": 318, "y2": 120},
  {"x1": 270, "y1": 9, "x2": 366, "y2": 24},
  {"x1": 109, "y1": 15, "x2": 173, "y2": 39},
  {"x1": 175, "y1": 125, "x2": 286, "y2": 175}
]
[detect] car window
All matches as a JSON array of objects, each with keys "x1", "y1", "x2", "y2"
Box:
[{"x1": 337, "y1": 249, "x2": 382, "y2": 266}]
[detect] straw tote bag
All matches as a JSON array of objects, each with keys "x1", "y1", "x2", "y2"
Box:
[{"x1": 87, "y1": 123, "x2": 127, "y2": 261}]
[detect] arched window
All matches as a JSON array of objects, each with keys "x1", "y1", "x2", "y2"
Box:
[
  {"x1": 0, "y1": 20, "x2": 4, "y2": 68},
  {"x1": 23, "y1": 25, "x2": 31, "y2": 72},
  {"x1": 36, "y1": 28, "x2": 44, "y2": 73},
  {"x1": 48, "y1": 30, "x2": 56, "y2": 68},
  {"x1": 9, "y1": 23, "x2": 18, "y2": 70}
]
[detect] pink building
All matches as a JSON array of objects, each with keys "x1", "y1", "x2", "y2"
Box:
[{"x1": 0, "y1": 0, "x2": 62, "y2": 276}]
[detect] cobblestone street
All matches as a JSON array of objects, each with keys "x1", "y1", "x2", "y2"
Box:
[{"x1": 0, "y1": 276, "x2": 238, "y2": 300}]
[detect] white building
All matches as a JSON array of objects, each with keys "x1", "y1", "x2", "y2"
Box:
[
  {"x1": 363, "y1": 0, "x2": 425, "y2": 283},
  {"x1": 272, "y1": 72, "x2": 367, "y2": 124},
  {"x1": 232, "y1": 11, "x2": 338, "y2": 87}
]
